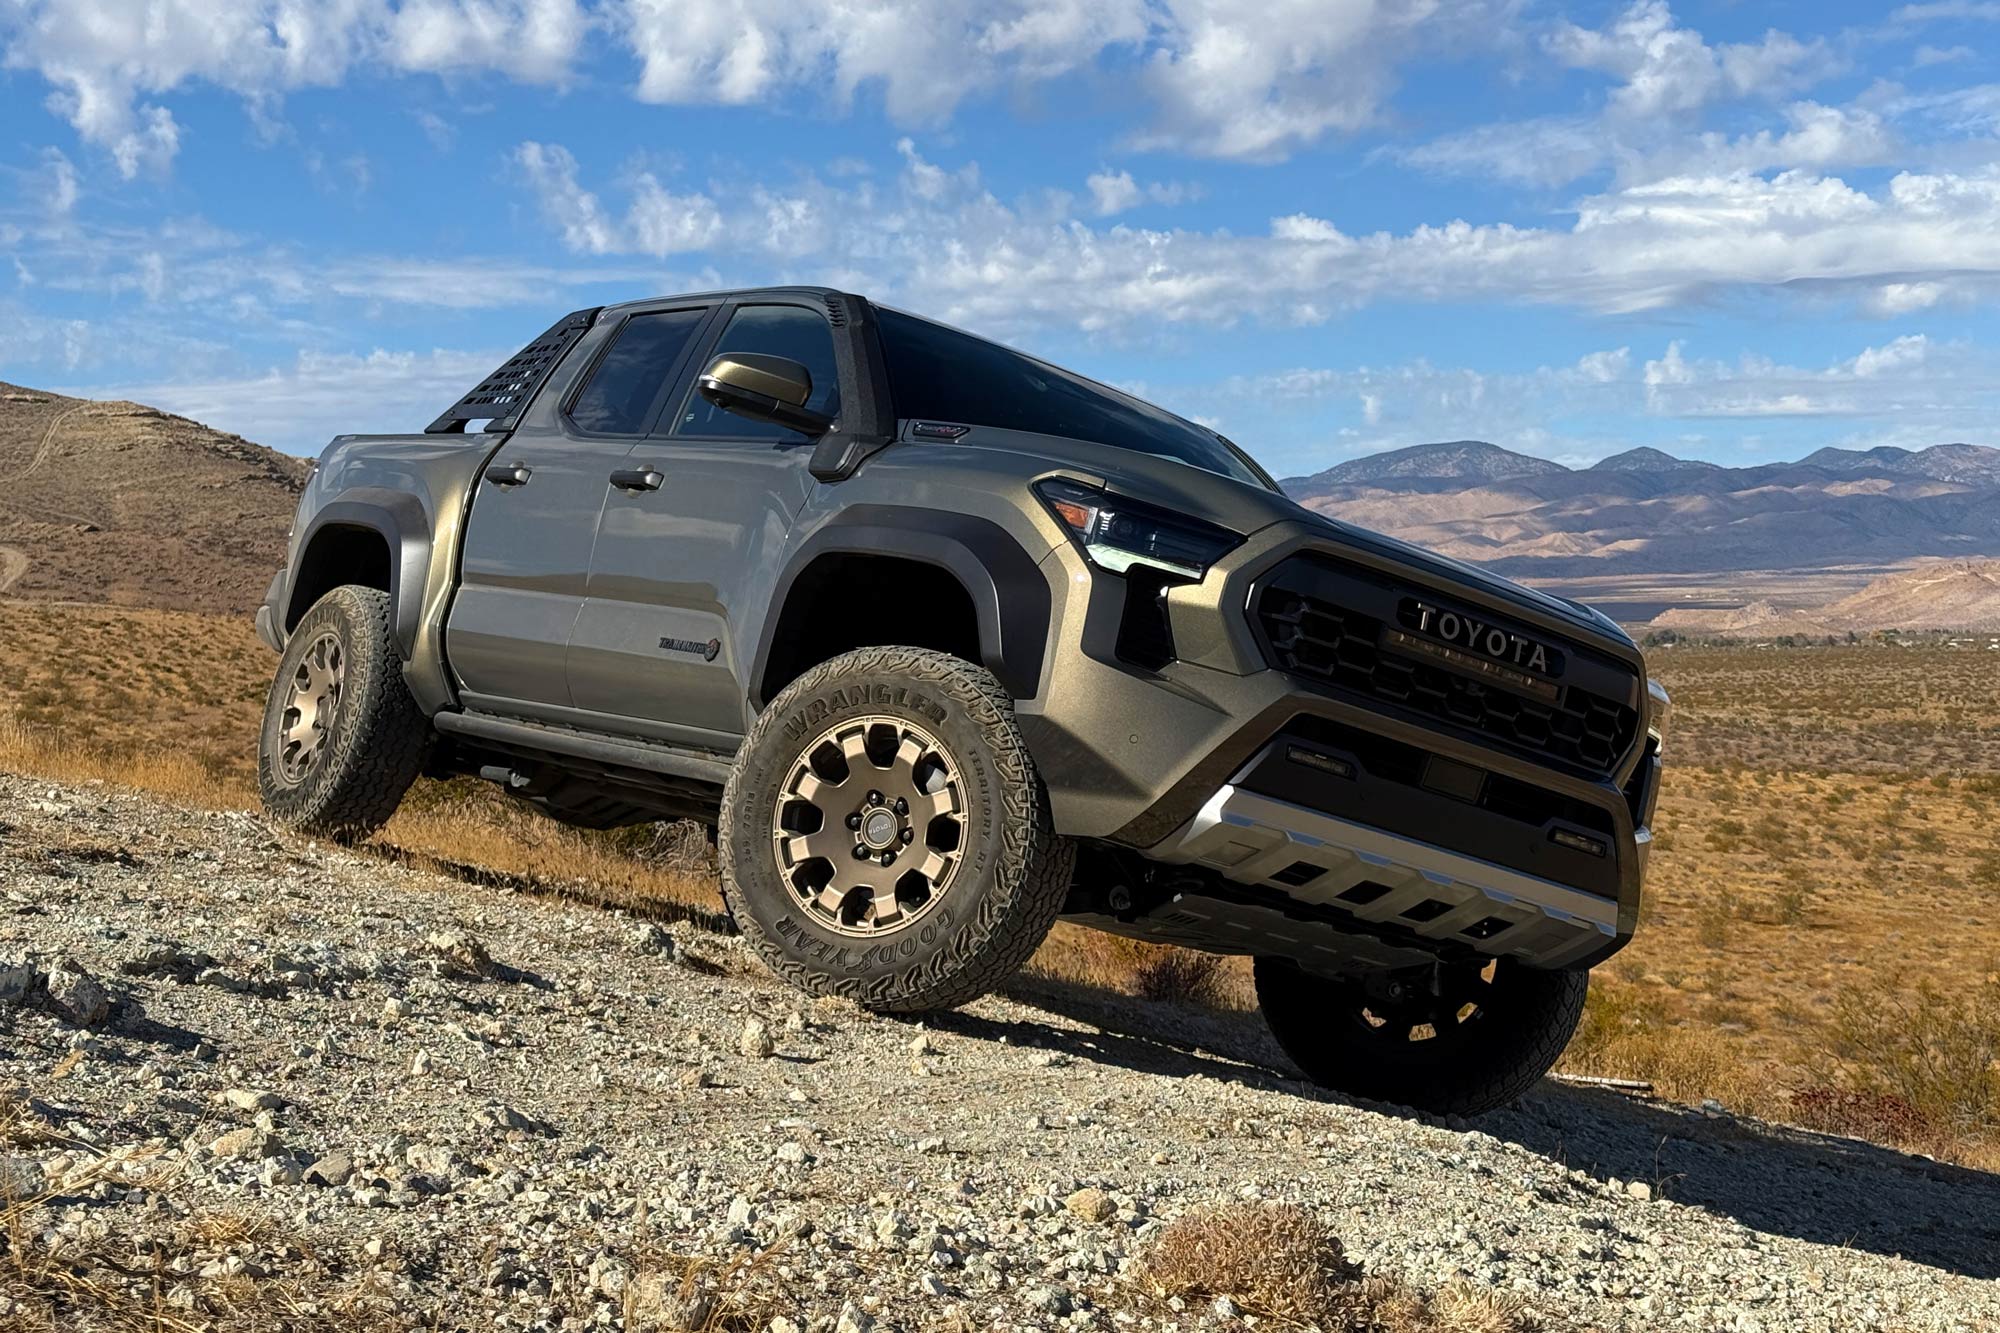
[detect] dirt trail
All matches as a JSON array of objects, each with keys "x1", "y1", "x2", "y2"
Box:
[{"x1": 0, "y1": 545, "x2": 24, "y2": 595}]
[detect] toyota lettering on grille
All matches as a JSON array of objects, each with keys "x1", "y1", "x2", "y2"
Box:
[{"x1": 1386, "y1": 598, "x2": 1565, "y2": 701}]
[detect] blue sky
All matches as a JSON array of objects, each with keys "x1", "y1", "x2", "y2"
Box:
[{"x1": 3, "y1": 0, "x2": 1999, "y2": 476}]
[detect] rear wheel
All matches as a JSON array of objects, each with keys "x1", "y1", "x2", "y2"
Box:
[
  {"x1": 258, "y1": 585, "x2": 430, "y2": 843},
  {"x1": 1255, "y1": 956, "x2": 1587, "y2": 1116},
  {"x1": 720, "y1": 646, "x2": 1072, "y2": 1013}
]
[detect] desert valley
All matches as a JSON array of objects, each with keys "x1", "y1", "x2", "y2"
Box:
[{"x1": 1, "y1": 385, "x2": 1996, "y2": 1330}]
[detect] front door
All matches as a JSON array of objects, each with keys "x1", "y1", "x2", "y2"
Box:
[
  {"x1": 567, "y1": 300, "x2": 842, "y2": 743},
  {"x1": 448, "y1": 304, "x2": 715, "y2": 712}
]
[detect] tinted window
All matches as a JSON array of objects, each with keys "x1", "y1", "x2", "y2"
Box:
[
  {"x1": 675, "y1": 304, "x2": 841, "y2": 442},
  {"x1": 875, "y1": 308, "x2": 1265, "y2": 487},
  {"x1": 568, "y1": 308, "x2": 708, "y2": 434}
]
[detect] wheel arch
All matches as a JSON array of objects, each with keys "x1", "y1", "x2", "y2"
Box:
[
  {"x1": 285, "y1": 490, "x2": 433, "y2": 659},
  {"x1": 751, "y1": 508, "x2": 1051, "y2": 710}
]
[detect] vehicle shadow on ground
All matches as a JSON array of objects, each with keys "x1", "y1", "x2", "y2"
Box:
[{"x1": 970, "y1": 978, "x2": 2000, "y2": 1281}]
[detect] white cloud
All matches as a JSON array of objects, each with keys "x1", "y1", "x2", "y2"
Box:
[
  {"x1": 1182, "y1": 333, "x2": 1997, "y2": 473},
  {"x1": 1086, "y1": 170, "x2": 1143, "y2": 217},
  {"x1": 1912, "y1": 43, "x2": 1975, "y2": 66},
  {"x1": 0, "y1": 1, "x2": 586, "y2": 175},
  {"x1": 514, "y1": 142, "x2": 623, "y2": 255},
  {"x1": 1638, "y1": 334, "x2": 1979, "y2": 419},
  {"x1": 85, "y1": 347, "x2": 506, "y2": 454},
  {"x1": 1891, "y1": 2, "x2": 2000, "y2": 21},
  {"x1": 42, "y1": 149, "x2": 79, "y2": 217},
  {"x1": 1406, "y1": 5, "x2": 1880, "y2": 190},
  {"x1": 1576, "y1": 347, "x2": 1631, "y2": 383},
  {"x1": 1, "y1": 0, "x2": 1509, "y2": 172},
  {"x1": 1868, "y1": 280, "x2": 1948, "y2": 314},
  {"x1": 1131, "y1": 0, "x2": 1475, "y2": 162},
  {"x1": 1084, "y1": 168, "x2": 1197, "y2": 216},
  {"x1": 387, "y1": 0, "x2": 586, "y2": 82},
  {"x1": 1547, "y1": 0, "x2": 1835, "y2": 119},
  {"x1": 497, "y1": 144, "x2": 2000, "y2": 329}
]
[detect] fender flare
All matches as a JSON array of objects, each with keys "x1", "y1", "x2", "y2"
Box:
[
  {"x1": 751, "y1": 507, "x2": 1052, "y2": 708},
  {"x1": 286, "y1": 489, "x2": 434, "y2": 659}
]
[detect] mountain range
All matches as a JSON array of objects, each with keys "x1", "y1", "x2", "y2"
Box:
[
  {"x1": 1283, "y1": 440, "x2": 2000, "y2": 580},
  {"x1": 2, "y1": 377, "x2": 1996, "y2": 633}
]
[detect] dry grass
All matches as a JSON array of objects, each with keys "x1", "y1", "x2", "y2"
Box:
[
  {"x1": 1131, "y1": 1204, "x2": 1550, "y2": 1331},
  {"x1": 0, "y1": 1190, "x2": 410, "y2": 1333}
]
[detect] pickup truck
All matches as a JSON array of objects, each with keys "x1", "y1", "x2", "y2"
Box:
[{"x1": 255, "y1": 287, "x2": 1668, "y2": 1114}]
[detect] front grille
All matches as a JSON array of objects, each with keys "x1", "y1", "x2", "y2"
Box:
[{"x1": 1256, "y1": 585, "x2": 1639, "y2": 776}]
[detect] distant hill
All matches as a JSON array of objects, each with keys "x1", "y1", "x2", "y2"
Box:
[
  {"x1": 1799, "y1": 443, "x2": 2000, "y2": 484},
  {"x1": 1589, "y1": 447, "x2": 1720, "y2": 474},
  {"x1": 1282, "y1": 440, "x2": 1568, "y2": 489},
  {"x1": 0, "y1": 382, "x2": 307, "y2": 614},
  {"x1": 1649, "y1": 560, "x2": 2000, "y2": 636},
  {"x1": 1285, "y1": 440, "x2": 2000, "y2": 579}
]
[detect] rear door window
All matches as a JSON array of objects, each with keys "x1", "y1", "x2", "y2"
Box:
[
  {"x1": 673, "y1": 304, "x2": 841, "y2": 443},
  {"x1": 567, "y1": 307, "x2": 709, "y2": 435}
]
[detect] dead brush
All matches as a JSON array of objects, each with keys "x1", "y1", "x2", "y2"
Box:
[
  {"x1": 1130, "y1": 1203, "x2": 1551, "y2": 1331},
  {"x1": 1809, "y1": 971, "x2": 2000, "y2": 1143},
  {"x1": 622, "y1": 1236, "x2": 800, "y2": 1333},
  {"x1": 1130, "y1": 948, "x2": 1229, "y2": 1006}
]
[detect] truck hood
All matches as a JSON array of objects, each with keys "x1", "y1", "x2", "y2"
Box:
[{"x1": 1289, "y1": 508, "x2": 1634, "y2": 648}]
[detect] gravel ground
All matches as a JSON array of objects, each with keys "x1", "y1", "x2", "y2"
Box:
[{"x1": 1, "y1": 772, "x2": 1996, "y2": 1332}]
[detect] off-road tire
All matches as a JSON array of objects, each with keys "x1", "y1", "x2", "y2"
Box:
[
  {"x1": 1255, "y1": 956, "x2": 1588, "y2": 1116},
  {"x1": 258, "y1": 585, "x2": 430, "y2": 843},
  {"x1": 720, "y1": 646, "x2": 1073, "y2": 1014}
]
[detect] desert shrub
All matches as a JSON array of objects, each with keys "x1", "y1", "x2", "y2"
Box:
[
  {"x1": 1130, "y1": 948, "x2": 1228, "y2": 1006},
  {"x1": 1132, "y1": 1205, "x2": 1545, "y2": 1332},
  {"x1": 1810, "y1": 973, "x2": 2000, "y2": 1139},
  {"x1": 1561, "y1": 983, "x2": 1746, "y2": 1106},
  {"x1": 1136, "y1": 1204, "x2": 1351, "y2": 1322},
  {"x1": 1789, "y1": 1088, "x2": 1938, "y2": 1144}
]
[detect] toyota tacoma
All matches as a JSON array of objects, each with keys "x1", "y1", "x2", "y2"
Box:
[{"x1": 254, "y1": 287, "x2": 1668, "y2": 1114}]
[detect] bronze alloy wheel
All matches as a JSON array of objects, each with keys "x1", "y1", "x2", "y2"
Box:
[
  {"x1": 276, "y1": 630, "x2": 345, "y2": 786},
  {"x1": 771, "y1": 714, "x2": 967, "y2": 938}
]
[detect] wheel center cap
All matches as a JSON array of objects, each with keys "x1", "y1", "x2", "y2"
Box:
[{"x1": 860, "y1": 809, "x2": 899, "y2": 850}]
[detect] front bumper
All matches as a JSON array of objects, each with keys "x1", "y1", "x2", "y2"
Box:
[
  {"x1": 1021, "y1": 517, "x2": 1657, "y2": 971},
  {"x1": 1151, "y1": 759, "x2": 1631, "y2": 971}
]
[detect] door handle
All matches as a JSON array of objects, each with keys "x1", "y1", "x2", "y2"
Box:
[
  {"x1": 485, "y1": 463, "x2": 533, "y2": 487},
  {"x1": 609, "y1": 467, "x2": 665, "y2": 492}
]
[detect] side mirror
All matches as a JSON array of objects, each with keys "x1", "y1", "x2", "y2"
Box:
[{"x1": 697, "y1": 353, "x2": 834, "y2": 436}]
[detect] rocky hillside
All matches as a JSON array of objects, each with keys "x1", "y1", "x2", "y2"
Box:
[
  {"x1": 1650, "y1": 559, "x2": 2000, "y2": 637},
  {"x1": 1283, "y1": 440, "x2": 2000, "y2": 581},
  {"x1": 0, "y1": 383, "x2": 308, "y2": 614},
  {"x1": 2, "y1": 774, "x2": 1995, "y2": 1332}
]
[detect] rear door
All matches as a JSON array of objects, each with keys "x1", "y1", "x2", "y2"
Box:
[
  {"x1": 448, "y1": 303, "x2": 716, "y2": 711},
  {"x1": 567, "y1": 299, "x2": 842, "y2": 743}
]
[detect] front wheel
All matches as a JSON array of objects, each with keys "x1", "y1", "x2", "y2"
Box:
[
  {"x1": 257, "y1": 585, "x2": 430, "y2": 843},
  {"x1": 719, "y1": 646, "x2": 1073, "y2": 1014},
  {"x1": 1256, "y1": 956, "x2": 1587, "y2": 1116}
]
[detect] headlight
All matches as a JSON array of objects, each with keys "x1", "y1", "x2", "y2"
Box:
[
  {"x1": 1035, "y1": 479, "x2": 1242, "y2": 582},
  {"x1": 1647, "y1": 677, "x2": 1672, "y2": 740}
]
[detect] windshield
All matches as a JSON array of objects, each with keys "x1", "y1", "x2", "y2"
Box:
[{"x1": 875, "y1": 308, "x2": 1270, "y2": 489}]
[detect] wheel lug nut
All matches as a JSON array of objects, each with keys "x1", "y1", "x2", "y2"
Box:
[
  {"x1": 867, "y1": 790, "x2": 883, "y2": 806},
  {"x1": 900, "y1": 828, "x2": 914, "y2": 844},
  {"x1": 852, "y1": 845, "x2": 870, "y2": 860},
  {"x1": 893, "y1": 797, "x2": 909, "y2": 815},
  {"x1": 846, "y1": 813, "x2": 863, "y2": 831},
  {"x1": 880, "y1": 851, "x2": 896, "y2": 867}
]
